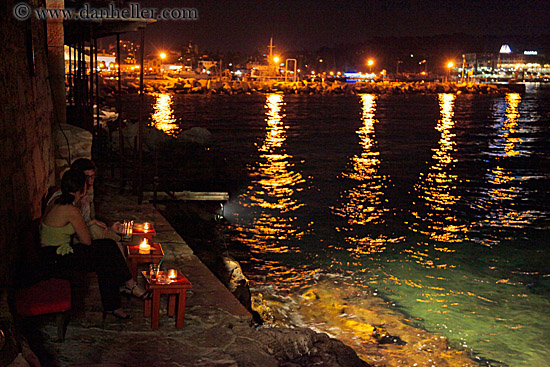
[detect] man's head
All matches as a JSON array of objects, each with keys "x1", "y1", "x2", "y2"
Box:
[{"x1": 71, "y1": 158, "x2": 97, "y2": 188}]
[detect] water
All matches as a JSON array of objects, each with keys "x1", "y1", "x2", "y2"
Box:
[{"x1": 146, "y1": 87, "x2": 550, "y2": 366}]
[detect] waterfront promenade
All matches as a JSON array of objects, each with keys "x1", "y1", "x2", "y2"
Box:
[{"x1": 21, "y1": 183, "x2": 366, "y2": 367}]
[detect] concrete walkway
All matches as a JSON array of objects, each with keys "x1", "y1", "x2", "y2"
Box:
[
  {"x1": 38, "y1": 186, "x2": 367, "y2": 367},
  {"x1": 49, "y1": 187, "x2": 256, "y2": 366}
]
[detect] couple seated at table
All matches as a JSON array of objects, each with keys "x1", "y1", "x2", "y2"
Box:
[
  {"x1": 40, "y1": 167, "x2": 149, "y2": 320},
  {"x1": 44, "y1": 159, "x2": 121, "y2": 242}
]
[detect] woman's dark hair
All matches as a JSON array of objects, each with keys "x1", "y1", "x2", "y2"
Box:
[
  {"x1": 71, "y1": 158, "x2": 96, "y2": 172},
  {"x1": 56, "y1": 169, "x2": 86, "y2": 205}
]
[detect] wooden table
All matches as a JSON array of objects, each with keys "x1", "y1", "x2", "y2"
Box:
[
  {"x1": 142, "y1": 270, "x2": 192, "y2": 329},
  {"x1": 132, "y1": 225, "x2": 156, "y2": 242},
  {"x1": 126, "y1": 242, "x2": 164, "y2": 281}
]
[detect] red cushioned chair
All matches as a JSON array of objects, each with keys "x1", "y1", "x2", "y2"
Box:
[{"x1": 15, "y1": 278, "x2": 72, "y2": 342}]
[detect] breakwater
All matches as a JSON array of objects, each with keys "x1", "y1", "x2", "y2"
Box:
[{"x1": 102, "y1": 77, "x2": 520, "y2": 96}]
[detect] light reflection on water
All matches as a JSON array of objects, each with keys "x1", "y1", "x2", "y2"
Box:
[
  {"x1": 331, "y1": 94, "x2": 402, "y2": 256},
  {"x1": 363, "y1": 93, "x2": 550, "y2": 367},
  {"x1": 150, "y1": 93, "x2": 179, "y2": 136},
  {"x1": 409, "y1": 93, "x2": 466, "y2": 244},
  {"x1": 160, "y1": 91, "x2": 550, "y2": 366},
  {"x1": 471, "y1": 93, "x2": 543, "y2": 240},
  {"x1": 227, "y1": 94, "x2": 309, "y2": 255},
  {"x1": 331, "y1": 94, "x2": 386, "y2": 224}
]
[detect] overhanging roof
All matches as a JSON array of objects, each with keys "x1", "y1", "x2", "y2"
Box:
[{"x1": 64, "y1": 18, "x2": 155, "y2": 44}]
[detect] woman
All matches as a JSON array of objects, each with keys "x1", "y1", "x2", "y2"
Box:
[
  {"x1": 40, "y1": 169, "x2": 147, "y2": 320},
  {"x1": 45, "y1": 159, "x2": 121, "y2": 239}
]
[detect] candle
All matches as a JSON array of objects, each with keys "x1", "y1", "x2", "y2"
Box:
[
  {"x1": 168, "y1": 269, "x2": 177, "y2": 280},
  {"x1": 138, "y1": 238, "x2": 151, "y2": 254},
  {"x1": 143, "y1": 222, "x2": 150, "y2": 233}
]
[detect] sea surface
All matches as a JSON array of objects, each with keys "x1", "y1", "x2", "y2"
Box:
[{"x1": 142, "y1": 85, "x2": 550, "y2": 366}]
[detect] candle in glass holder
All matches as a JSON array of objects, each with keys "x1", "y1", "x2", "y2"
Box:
[
  {"x1": 138, "y1": 238, "x2": 151, "y2": 254},
  {"x1": 168, "y1": 269, "x2": 177, "y2": 280}
]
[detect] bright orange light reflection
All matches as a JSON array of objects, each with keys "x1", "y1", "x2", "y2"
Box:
[
  {"x1": 502, "y1": 93, "x2": 521, "y2": 157},
  {"x1": 332, "y1": 94, "x2": 388, "y2": 226},
  {"x1": 151, "y1": 93, "x2": 178, "y2": 136},
  {"x1": 345, "y1": 235, "x2": 405, "y2": 258},
  {"x1": 330, "y1": 94, "x2": 398, "y2": 253},
  {"x1": 230, "y1": 94, "x2": 307, "y2": 254},
  {"x1": 410, "y1": 94, "x2": 465, "y2": 243}
]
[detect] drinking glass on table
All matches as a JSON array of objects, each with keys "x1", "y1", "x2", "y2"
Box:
[
  {"x1": 149, "y1": 263, "x2": 159, "y2": 281},
  {"x1": 119, "y1": 220, "x2": 133, "y2": 241}
]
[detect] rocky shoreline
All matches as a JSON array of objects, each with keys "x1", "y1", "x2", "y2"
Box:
[
  {"x1": 160, "y1": 200, "x2": 480, "y2": 367},
  {"x1": 101, "y1": 76, "x2": 519, "y2": 97}
]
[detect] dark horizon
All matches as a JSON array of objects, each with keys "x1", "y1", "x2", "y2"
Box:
[{"x1": 129, "y1": 0, "x2": 549, "y2": 55}]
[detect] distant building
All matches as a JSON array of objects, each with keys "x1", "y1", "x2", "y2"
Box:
[
  {"x1": 461, "y1": 44, "x2": 549, "y2": 81},
  {"x1": 64, "y1": 45, "x2": 89, "y2": 73},
  {"x1": 180, "y1": 41, "x2": 199, "y2": 69},
  {"x1": 199, "y1": 60, "x2": 218, "y2": 72},
  {"x1": 146, "y1": 58, "x2": 162, "y2": 74},
  {"x1": 246, "y1": 62, "x2": 270, "y2": 79},
  {"x1": 97, "y1": 53, "x2": 116, "y2": 70},
  {"x1": 107, "y1": 40, "x2": 140, "y2": 64}
]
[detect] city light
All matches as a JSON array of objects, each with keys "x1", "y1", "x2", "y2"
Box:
[
  {"x1": 273, "y1": 56, "x2": 280, "y2": 63},
  {"x1": 367, "y1": 59, "x2": 374, "y2": 73},
  {"x1": 159, "y1": 52, "x2": 167, "y2": 60},
  {"x1": 446, "y1": 61, "x2": 454, "y2": 82}
]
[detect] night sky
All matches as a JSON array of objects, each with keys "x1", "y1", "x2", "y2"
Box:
[{"x1": 134, "y1": 0, "x2": 549, "y2": 54}]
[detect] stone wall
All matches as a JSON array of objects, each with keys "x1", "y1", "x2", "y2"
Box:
[{"x1": 0, "y1": 1, "x2": 55, "y2": 289}]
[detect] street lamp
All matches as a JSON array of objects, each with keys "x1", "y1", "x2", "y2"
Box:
[
  {"x1": 160, "y1": 52, "x2": 167, "y2": 60},
  {"x1": 367, "y1": 59, "x2": 374, "y2": 73}
]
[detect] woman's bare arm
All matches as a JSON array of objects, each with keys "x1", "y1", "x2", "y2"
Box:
[{"x1": 68, "y1": 206, "x2": 92, "y2": 245}]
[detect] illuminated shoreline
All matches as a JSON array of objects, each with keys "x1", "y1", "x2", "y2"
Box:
[{"x1": 102, "y1": 77, "x2": 522, "y2": 96}]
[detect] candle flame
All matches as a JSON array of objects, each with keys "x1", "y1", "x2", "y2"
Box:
[{"x1": 138, "y1": 238, "x2": 151, "y2": 254}]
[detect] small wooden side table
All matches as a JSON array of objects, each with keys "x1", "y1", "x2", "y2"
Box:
[
  {"x1": 142, "y1": 271, "x2": 192, "y2": 329},
  {"x1": 126, "y1": 242, "x2": 164, "y2": 281},
  {"x1": 132, "y1": 226, "x2": 156, "y2": 242}
]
